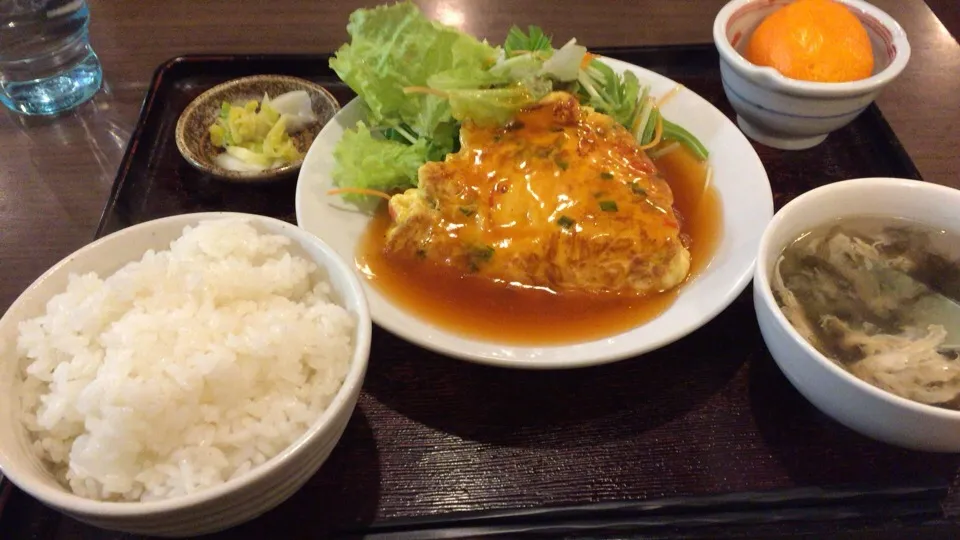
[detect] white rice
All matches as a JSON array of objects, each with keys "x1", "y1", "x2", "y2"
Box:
[{"x1": 16, "y1": 219, "x2": 355, "y2": 502}]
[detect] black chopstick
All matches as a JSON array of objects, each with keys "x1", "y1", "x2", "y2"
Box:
[{"x1": 340, "y1": 482, "x2": 948, "y2": 539}]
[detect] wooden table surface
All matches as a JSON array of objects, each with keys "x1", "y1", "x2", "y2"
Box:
[{"x1": 1, "y1": 0, "x2": 958, "y2": 537}]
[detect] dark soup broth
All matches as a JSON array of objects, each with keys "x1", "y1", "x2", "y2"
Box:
[{"x1": 773, "y1": 216, "x2": 960, "y2": 410}]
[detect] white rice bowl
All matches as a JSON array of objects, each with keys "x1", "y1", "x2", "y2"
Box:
[{"x1": 16, "y1": 219, "x2": 356, "y2": 502}]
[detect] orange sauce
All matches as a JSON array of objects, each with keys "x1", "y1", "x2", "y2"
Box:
[{"x1": 357, "y1": 145, "x2": 722, "y2": 345}]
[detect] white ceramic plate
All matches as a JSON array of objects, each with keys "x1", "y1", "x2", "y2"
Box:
[{"x1": 295, "y1": 57, "x2": 773, "y2": 369}]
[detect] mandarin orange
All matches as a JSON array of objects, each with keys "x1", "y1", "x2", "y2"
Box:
[{"x1": 745, "y1": 0, "x2": 875, "y2": 83}]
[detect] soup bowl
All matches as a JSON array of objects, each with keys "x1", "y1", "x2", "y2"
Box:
[{"x1": 753, "y1": 178, "x2": 960, "y2": 452}]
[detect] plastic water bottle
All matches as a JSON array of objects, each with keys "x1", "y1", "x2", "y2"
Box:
[{"x1": 0, "y1": 0, "x2": 103, "y2": 116}]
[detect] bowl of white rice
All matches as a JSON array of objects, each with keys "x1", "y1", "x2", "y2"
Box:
[{"x1": 0, "y1": 212, "x2": 371, "y2": 536}]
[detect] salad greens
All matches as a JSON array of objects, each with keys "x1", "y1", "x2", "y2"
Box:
[
  {"x1": 504, "y1": 25, "x2": 552, "y2": 56},
  {"x1": 332, "y1": 122, "x2": 429, "y2": 203},
  {"x1": 328, "y1": 1, "x2": 707, "y2": 201},
  {"x1": 578, "y1": 59, "x2": 643, "y2": 130}
]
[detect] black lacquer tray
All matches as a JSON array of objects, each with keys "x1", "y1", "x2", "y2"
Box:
[{"x1": 5, "y1": 45, "x2": 957, "y2": 540}]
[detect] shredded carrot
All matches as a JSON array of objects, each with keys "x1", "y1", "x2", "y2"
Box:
[
  {"x1": 638, "y1": 114, "x2": 664, "y2": 150},
  {"x1": 326, "y1": 188, "x2": 393, "y2": 201},
  {"x1": 656, "y1": 85, "x2": 684, "y2": 108},
  {"x1": 580, "y1": 52, "x2": 598, "y2": 69}
]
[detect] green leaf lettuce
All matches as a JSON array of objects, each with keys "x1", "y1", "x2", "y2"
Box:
[
  {"x1": 332, "y1": 122, "x2": 429, "y2": 203},
  {"x1": 329, "y1": 2, "x2": 499, "y2": 141}
]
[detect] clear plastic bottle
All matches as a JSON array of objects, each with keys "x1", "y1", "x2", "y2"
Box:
[{"x1": 0, "y1": 0, "x2": 103, "y2": 115}]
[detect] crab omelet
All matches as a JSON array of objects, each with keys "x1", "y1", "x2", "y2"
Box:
[{"x1": 385, "y1": 91, "x2": 691, "y2": 295}]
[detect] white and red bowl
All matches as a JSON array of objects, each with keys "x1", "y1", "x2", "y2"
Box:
[{"x1": 714, "y1": 0, "x2": 911, "y2": 150}]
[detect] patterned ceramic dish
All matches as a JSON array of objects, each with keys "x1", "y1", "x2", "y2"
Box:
[
  {"x1": 713, "y1": 0, "x2": 910, "y2": 150},
  {"x1": 175, "y1": 75, "x2": 339, "y2": 182}
]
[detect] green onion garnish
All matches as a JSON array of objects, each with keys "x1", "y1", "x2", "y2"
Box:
[
  {"x1": 599, "y1": 200, "x2": 618, "y2": 212},
  {"x1": 557, "y1": 215, "x2": 575, "y2": 229},
  {"x1": 472, "y1": 245, "x2": 495, "y2": 261},
  {"x1": 661, "y1": 118, "x2": 710, "y2": 161}
]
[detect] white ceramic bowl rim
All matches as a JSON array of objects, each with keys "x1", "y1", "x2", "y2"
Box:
[
  {"x1": 714, "y1": 0, "x2": 912, "y2": 97},
  {"x1": 0, "y1": 212, "x2": 372, "y2": 516},
  {"x1": 755, "y1": 178, "x2": 960, "y2": 421}
]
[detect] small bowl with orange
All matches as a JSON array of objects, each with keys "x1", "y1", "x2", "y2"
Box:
[{"x1": 713, "y1": 0, "x2": 910, "y2": 150}]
